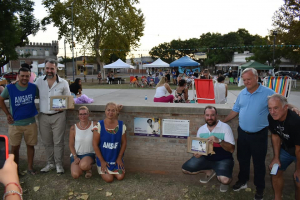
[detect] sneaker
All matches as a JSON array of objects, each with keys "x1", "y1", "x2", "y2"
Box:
[
  {"x1": 220, "y1": 184, "x2": 229, "y2": 192},
  {"x1": 56, "y1": 164, "x2": 64, "y2": 174},
  {"x1": 40, "y1": 163, "x2": 55, "y2": 173},
  {"x1": 199, "y1": 171, "x2": 216, "y2": 183},
  {"x1": 232, "y1": 181, "x2": 247, "y2": 191},
  {"x1": 254, "y1": 189, "x2": 264, "y2": 200}
]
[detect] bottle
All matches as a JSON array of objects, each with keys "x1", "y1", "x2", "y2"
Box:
[{"x1": 145, "y1": 95, "x2": 147, "y2": 101}]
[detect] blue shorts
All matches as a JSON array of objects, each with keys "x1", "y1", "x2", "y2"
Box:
[
  {"x1": 70, "y1": 153, "x2": 96, "y2": 164},
  {"x1": 279, "y1": 148, "x2": 296, "y2": 171},
  {"x1": 182, "y1": 156, "x2": 234, "y2": 178}
]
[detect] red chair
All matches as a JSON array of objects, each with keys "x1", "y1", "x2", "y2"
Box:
[
  {"x1": 130, "y1": 76, "x2": 134, "y2": 82},
  {"x1": 194, "y1": 79, "x2": 215, "y2": 104}
]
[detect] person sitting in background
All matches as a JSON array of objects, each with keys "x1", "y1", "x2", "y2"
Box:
[
  {"x1": 141, "y1": 76, "x2": 148, "y2": 87},
  {"x1": 174, "y1": 79, "x2": 189, "y2": 103},
  {"x1": 131, "y1": 76, "x2": 140, "y2": 87},
  {"x1": 186, "y1": 75, "x2": 193, "y2": 89},
  {"x1": 0, "y1": 154, "x2": 23, "y2": 200},
  {"x1": 214, "y1": 76, "x2": 228, "y2": 104},
  {"x1": 200, "y1": 69, "x2": 213, "y2": 79},
  {"x1": 154, "y1": 77, "x2": 174, "y2": 103},
  {"x1": 69, "y1": 78, "x2": 82, "y2": 97},
  {"x1": 92, "y1": 102, "x2": 127, "y2": 183},
  {"x1": 177, "y1": 74, "x2": 183, "y2": 86},
  {"x1": 69, "y1": 106, "x2": 96, "y2": 179}
]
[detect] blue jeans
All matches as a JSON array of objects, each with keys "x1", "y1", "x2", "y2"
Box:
[
  {"x1": 182, "y1": 156, "x2": 234, "y2": 178},
  {"x1": 70, "y1": 153, "x2": 95, "y2": 164},
  {"x1": 279, "y1": 148, "x2": 296, "y2": 171},
  {"x1": 237, "y1": 126, "x2": 268, "y2": 191}
]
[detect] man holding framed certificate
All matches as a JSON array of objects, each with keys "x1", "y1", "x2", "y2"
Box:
[
  {"x1": 35, "y1": 59, "x2": 71, "y2": 174},
  {"x1": 182, "y1": 106, "x2": 235, "y2": 193}
]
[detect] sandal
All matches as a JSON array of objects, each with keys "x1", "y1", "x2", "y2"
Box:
[
  {"x1": 85, "y1": 170, "x2": 92, "y2": 178},
  {"x1": 27, "y1": 169, "x2": 37, "y2": 175}
]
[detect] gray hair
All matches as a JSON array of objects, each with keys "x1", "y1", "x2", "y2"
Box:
[
  {"x1": 45, "y1": 58, "x2": 58, "y2": 67},
  {"x1": 241, "y1": 68, "x2": 258, "y2": 77},
  {"x1": 268, "y1": 94, "x2": 288, "y2": 107}
]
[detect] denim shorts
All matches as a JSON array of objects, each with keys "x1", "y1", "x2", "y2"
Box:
[
  {"x1": 182, "y1": 156, "x2": 234, "y2": 178},
  {"x1": 279, "y1": 148, "x2": 296, "y2": 171},
  {"x1": 70, "y1": 153, "x2": 96, "y2": 164}
]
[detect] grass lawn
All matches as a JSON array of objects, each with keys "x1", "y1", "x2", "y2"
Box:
[{"x1": 0, "y1": 159, "x2": 294, "y2": 200}]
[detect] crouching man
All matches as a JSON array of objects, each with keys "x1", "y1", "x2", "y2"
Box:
[
  {"x1": 268, "y1": 94, "x2": 300, "y2": 200},
  {"x1": 182, "y1": 106, "x2": 235, "y2": 192}
]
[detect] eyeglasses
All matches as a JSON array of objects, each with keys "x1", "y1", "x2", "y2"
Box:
[{"x1": 79, "y1": 113, "x2": 88, "y2": 116}]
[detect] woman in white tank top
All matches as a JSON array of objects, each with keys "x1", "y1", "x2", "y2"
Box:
[
  {"x1": 69, "y1": 106, "x2": 97, "y2": 179},
  {"x1": 153, "y1": 76, "x2": 174, "y2": 103}
]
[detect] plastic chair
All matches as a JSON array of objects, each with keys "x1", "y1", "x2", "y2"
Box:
[
  {"x1": 193, "y1": 79, "x2": 215, "y2": 104},
  {"x1": 263, "y1": 76, "x2": 292, "y2": 98}
]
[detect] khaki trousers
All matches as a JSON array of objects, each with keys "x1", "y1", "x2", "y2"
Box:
[{"x1": 38, "y1": 111, "x2": 66, "y2": 166}]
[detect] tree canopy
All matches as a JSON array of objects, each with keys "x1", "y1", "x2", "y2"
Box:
[
  {"x1": 272, "y1": 0, "x2": 300, "y2": 66},
  {"x1": 42, "y1": 0, "x2": 145, "y2": 68},
  {"x1": 149, "y1": 29, "x2": 255, "y2": 67},
  {"x1": 0, "y1": 0, "x2": 40, "y2": 67}
]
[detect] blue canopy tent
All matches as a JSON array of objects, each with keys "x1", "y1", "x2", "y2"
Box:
[{"x1": 170, "y1": 56, "x2": 200, "y2": 67}]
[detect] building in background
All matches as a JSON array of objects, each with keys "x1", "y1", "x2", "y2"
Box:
[{"x1": 8, "y1": 41, "x2": 58, "y2": 74}]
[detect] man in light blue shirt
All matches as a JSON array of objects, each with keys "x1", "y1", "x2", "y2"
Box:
[{"x1": 223, "y1": 68, "x2": 275, "y2": 200}]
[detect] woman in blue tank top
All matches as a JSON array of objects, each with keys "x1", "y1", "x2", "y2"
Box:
[{"x1": 92, "y1": 102, "x2": 127, "y2": 183}]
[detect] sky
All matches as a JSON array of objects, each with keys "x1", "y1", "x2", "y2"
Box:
[{"x1": 28, "y1": 0, "x2": 284, "y2": 59}]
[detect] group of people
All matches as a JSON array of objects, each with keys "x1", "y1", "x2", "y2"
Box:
[
  {"x1": 181, "y1": 68, "x2": 300, "y2": 200},
  {"x1": 69, "y1": 103, "x2": 126, "y2": 182},
  {"x1": 1, "y1": 64, "x2": 300, "y2": 200},
  {"x1": 153, "y1": 69, "x2": 228, "y2": 104},
  {"x1": 0, "y1": 59, "x2": 127, "y2": 199}
]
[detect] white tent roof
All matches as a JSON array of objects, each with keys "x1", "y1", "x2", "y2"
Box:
[
  {"x1": 103, "y1": 59, "x2": 134, "y2": 69},
  {"x1": 38, "y1": 63, "x2": 65, "y2": 68},
  {"x1": 143, "y1": 58, "x2": 169, "y2": 68}
]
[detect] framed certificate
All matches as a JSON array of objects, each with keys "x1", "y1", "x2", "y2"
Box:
[
  {"x1": 187, "y1": 137, "x2": 210, "y2": 155},
  {"x1": 50, "y1": 95, "x2": 74, "y2": 110}
]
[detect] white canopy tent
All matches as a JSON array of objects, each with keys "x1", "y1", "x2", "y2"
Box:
[
  {"x1": 103, "y1": 59, "x2": 134, "y2": 69},
  {"x1": 143, "y1": 58, "x2": 169, "y2": 68}
]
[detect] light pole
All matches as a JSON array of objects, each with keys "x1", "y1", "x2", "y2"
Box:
[
  {"x1": 273, "y1": 30, "x2": 278, "y2": 68},
  {"x1": 71, "y1": 0, "x2": 76, "y2": 81}
]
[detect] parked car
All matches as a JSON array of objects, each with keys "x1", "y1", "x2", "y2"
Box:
[
  {"x1": 2, "y1": 72, "x2": 18, "y2": 81},
  {"x1": 274, "y1": 71, "x2": 299, "y2": 79}
]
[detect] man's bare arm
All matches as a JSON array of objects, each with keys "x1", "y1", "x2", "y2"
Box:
[{"x1": 223, "y1": 110, "x2": 238, "y2": 123}]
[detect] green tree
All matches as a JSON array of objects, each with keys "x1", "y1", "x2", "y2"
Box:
[
  {"x1": 0, "y1": 0, "x2": 40, "y2": 67},
  {"x1": 273, "y1": 0, "x2": 300, "y2": 66},
  {"x1": 42, "y1": 0, "x2": 144, "y2": 69},
  {"x1": 149, "y1": 42, "x2": 173, "y2": 63}
]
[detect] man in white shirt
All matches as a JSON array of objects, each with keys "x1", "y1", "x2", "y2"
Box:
[
  {"x1": 182, "y1": 106, "x2": 235, "y2": 192},
  {"x1": 35, "y1": 59, "x2": 71, "y2": 174}
]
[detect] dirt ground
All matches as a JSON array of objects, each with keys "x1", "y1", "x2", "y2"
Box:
[{"x1": 0, "y1": 159, "x2": 297, "y2": 200}]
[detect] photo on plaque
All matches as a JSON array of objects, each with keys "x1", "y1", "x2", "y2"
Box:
[
  {"x1": 187, "y1": 137, "x2": 209, "y2": 155},
  {"x1": 134, "y1": 117, "x2": 160, "y2": 137},
  {"x1": 52, "y1": 98, "x2": 67, "y2": 109},
  {"x1": 50, "y1": 95, "x2": 75, "y2": 110}
]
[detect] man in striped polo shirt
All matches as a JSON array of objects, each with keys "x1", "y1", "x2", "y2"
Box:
[{"x1": 182, "y1": 106, "x2": 235, "y2": 192}]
